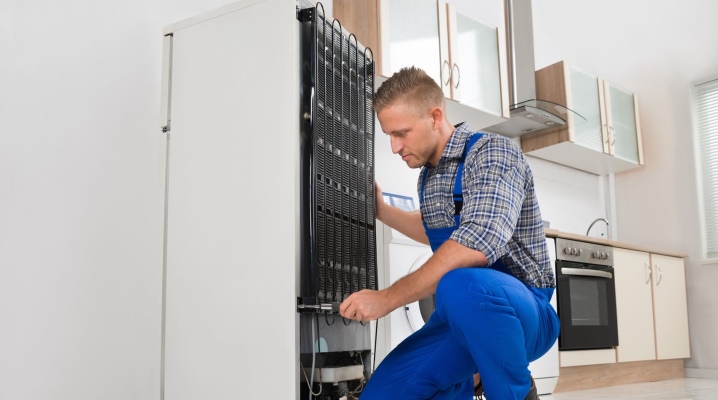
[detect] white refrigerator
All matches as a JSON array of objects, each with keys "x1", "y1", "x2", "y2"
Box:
[{"x1": 159, "y1": 1, "x2": 302, "y2": 398}]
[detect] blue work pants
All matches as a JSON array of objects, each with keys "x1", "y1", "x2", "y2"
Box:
[{"x1": 361, "y1": 268, "x2": 559, "y2": 399}]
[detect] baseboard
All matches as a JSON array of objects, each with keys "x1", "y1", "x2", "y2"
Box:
[
  {"x1": 685, "y1": 367, "x2": 718, "y2": 379},
  {"x1": 554, "y1": 359, "x2": 685, "y2": 392}
]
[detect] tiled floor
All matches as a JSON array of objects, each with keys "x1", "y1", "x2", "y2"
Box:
[{"x1": 539, "y1": 378, "x2": 718, "y2": 400}]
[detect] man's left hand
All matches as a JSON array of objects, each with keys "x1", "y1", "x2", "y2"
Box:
[{"x1": 339, "y1": 289, "x2": 392, "y2": 321}]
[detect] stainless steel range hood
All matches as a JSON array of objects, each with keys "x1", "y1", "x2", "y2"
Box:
[{"x1": 484, "y1": 0, "x2": 583, "y2": 138}]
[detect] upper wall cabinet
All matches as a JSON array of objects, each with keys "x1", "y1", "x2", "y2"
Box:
[
  {"x1": 334, "y1": 0, "x2": 509, "y2": 123},
  {"x1": 520, "y1": 60, "x2": 644, "y2": 175},
  {"x1": 449, "y1": 9, "x2": 505, "y2": 116}
]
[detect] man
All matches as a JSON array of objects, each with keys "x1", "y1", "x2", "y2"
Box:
[{"x1": 339, "y1": 66, "x2": 559, "y2": 399}]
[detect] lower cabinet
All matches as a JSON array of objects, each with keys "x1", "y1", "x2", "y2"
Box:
[
  {"x1": 613, "y1": 248, "x2": 656, "y2": 362},
  {"x1": 651, "y1": 254, "x2": 691, "y2": 360},
  {"x1": 613, "y1": 248, "x2": 690, "y2": 362}
]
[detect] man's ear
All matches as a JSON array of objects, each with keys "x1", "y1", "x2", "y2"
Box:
[{"x1": 429, "y1": 107, "x2": 444, "y2": 130}]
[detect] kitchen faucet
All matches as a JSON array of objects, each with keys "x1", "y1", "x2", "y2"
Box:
[{"x1": 586, "y1": 218, "x2": 610, "y2": 237}]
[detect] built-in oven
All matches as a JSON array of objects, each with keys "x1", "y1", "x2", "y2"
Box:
[{"x1": 555, "y1": 238, "x2": 618, "y2": 350}]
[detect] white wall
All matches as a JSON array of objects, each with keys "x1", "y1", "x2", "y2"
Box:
[
  {"x1": 528, "y1": 157, "x2": 607, "y2": 237},
  {"x1": 0, "y1": 0, "x2": 247, "y2": 398}
]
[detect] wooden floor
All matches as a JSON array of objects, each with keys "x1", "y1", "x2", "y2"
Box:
[
  {"x1": 554, "y1": 359, "x2": 684, "y2": 392},
  {"x1": 547, "y1": 378, "x2": 718, "y2": 400}
]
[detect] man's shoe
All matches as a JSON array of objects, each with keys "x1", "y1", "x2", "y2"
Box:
[
  {"x1": 473, "y1": 378, "x2": 484, "y2": 399},
  {"x1": 524, "y1": 376, "x2": 538, "y2": 400},
  {"x1": 474, "y1": 375, "x2": 536, "y2": 399}
]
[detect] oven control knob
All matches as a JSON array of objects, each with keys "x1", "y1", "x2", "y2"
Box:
[
  {"x1": 591, "y1": 251, "x2": 598, "y2": 258},
  {"x1": 571, "y1": 248, "x2": 578, "y2": 256},
  {"x1": 577, "y1": 249, "x2": 583, "y2": 256},
  {"x1": 564, "y1": 247, "x2": 571, "y2": 255}
]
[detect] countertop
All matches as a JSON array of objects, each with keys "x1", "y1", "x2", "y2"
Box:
[{"x1": 545, "y1": 228, "x2": 688, "y2": 258}]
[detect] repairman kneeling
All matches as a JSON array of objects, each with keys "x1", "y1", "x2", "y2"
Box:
[{"x1": 340, "y1": 66, "x2": 559, "y2": 400}]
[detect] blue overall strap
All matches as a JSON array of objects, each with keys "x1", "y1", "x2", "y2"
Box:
[
  {"x1": 453, "y1": 133, "x2": 484, "y2": 215},
  {"x1": 419, "y1": 133, "x2": 484, "y2": 217},
  {"x1": 420, "y1": 167, "x2": 429, "y2": 206}
]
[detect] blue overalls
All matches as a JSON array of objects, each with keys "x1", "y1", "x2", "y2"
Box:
[{"x1": 361, "y1": 134, "x2": 560, "y2": 399}]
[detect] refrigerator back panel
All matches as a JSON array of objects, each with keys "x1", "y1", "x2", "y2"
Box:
[{"x1": 299, "y1": 5, "x2": 377, "y2": 309}]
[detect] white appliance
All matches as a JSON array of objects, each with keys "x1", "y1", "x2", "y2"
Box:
[
  {"x1": 383, "y1": 225, "x2": 434, "y2": 350},
  {"x1": 528, "y1": 237, "x2": 560, "y2": 395},
  {"x1": 159, "y1": 2, "x2": 376, "y2": 398},
  {"x1": 158, "y1": 1, "x2": 302, "y2": 398},
  {"x1": 372, "y1": 193, "x2": 434, "y2": 367}
]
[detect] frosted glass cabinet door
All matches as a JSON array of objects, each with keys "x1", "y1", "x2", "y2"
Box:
[
  {"x1": 452, "y1": 12, "x2": 502, "y2": 116},
  {"x1": 606, "y1": 83, "x2": 640, "y2": 163},
  {"x1": 569, "y1": 67, "x2": 604, "y2": 152},
  {"x1": 386, "y1": 0, "x2": 447, "y2": 95}
]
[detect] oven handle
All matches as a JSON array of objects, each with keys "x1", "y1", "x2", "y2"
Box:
[{"x1": 561, "y1": 267, "x2": 613, "y2": 279}]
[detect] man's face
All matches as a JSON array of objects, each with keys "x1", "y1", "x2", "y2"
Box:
[{"x1": 377, "y1": 102, "x2": 439, "y2": 169}]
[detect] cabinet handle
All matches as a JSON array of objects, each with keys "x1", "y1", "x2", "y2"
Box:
[
  {"x1": 644, "y1": 262, "x2": 652, "y2": 284},
  {"x1": 452, "y1": 63, "x2": 460, "y2": 89},
  {"x1": 655, "y1": 264, "x2": 662, "y2": 285},
  {"x1": 610, "y1": 126, "x2": 616, "y2": 145},
  {"x1": 442, "y1": 60, "x2": 451, "y2": 86},
  {"x1": 604, "y1": 124, "x2": 609, "y2": 144}
]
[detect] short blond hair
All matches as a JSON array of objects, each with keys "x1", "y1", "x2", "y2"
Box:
[{"x1": 374, "y1": 66, "x2": 446, "y2": 116}]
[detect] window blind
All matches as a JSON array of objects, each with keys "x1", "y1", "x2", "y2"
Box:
[{"x1": 694, "y1": 78, "x2": 718, "y2": 259}]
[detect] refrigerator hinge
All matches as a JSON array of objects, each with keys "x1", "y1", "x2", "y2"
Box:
[{"x1": 296, "y1": 6, "x2": 313, "y2": 22}]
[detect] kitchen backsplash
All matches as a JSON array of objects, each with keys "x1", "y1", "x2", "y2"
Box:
[{"x1": 528, "y1": 155, "x2": 609, "y2": 238}]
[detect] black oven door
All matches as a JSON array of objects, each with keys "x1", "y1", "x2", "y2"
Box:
[{"x1": 556, "y1": 260, "x2": 619, "y2": 350}]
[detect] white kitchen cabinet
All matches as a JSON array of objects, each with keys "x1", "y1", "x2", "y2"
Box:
[
  {"x1": 381, "y1": 0, "x2": 449, "y2": 96},
  {"x1": 651, "y1": 254, "x2": 691, "y2": 360},
  {"x1": 613, "y1": 249, "x2": 690, "y2": 363},
  {"x1": 613, "y1": 248, "x2": 656, "y2": 362},
  {"x1": 521, "y1": 60, "x2": 644, "y2": 175},
  {"x1": 333, "y1": 0, "x2": 509, "y2": 123},
  {"x1": 605, "y1": 82, "x2": 642, "y2": 164},
  {"x1": 448, "y1": 7, "x2": 505, "y2": 116}
]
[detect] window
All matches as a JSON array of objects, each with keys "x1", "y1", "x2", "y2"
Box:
[{"x1": 693, "y1": 77, "x2": 718, "y2": 259}]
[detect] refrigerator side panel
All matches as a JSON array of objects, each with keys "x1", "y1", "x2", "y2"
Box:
[
  {"x1": 162, "y1": 0, "x2": 299, "y2": 399},
  {"x1": 159, "y1": 32, "x2": 172, "y2": 400}
]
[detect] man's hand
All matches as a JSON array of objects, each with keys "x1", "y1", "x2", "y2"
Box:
[{"x1": 339, "y1": 289, "x2": 393, "y2": 321}]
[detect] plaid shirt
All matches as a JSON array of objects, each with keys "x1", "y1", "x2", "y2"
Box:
[{"x1": 418, "y1": 122, "x2": 554, "y2": 288}]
